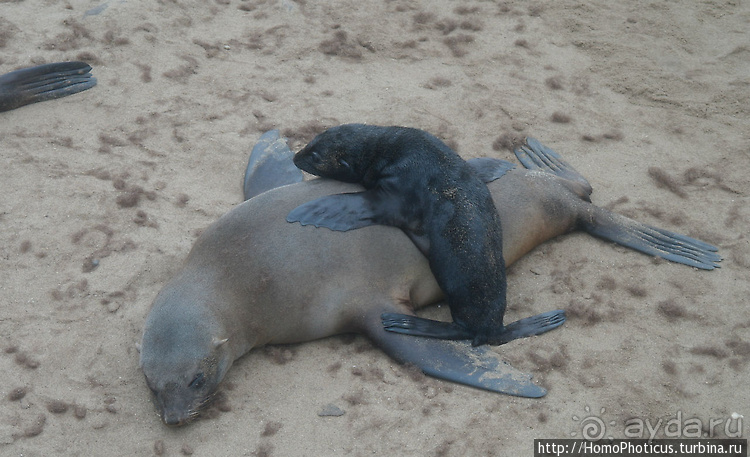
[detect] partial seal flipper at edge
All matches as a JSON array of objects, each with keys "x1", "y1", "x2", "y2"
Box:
[
  {"x1": 244, "y1": 130, "x2": 304, "y2": 200},
  {"x1": 362, "y1": 309, "x2": 547, "y2": 398},
  {"x1": 0, "y1": 62, "x2": 97, "y2": 112},
  {"x1": 381, "y1": 309, "x2": 566, "y2": 346}
]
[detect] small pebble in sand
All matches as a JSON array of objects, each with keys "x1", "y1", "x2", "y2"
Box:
[
  {"x1": 47, "y1": 400, "x2": 69, "y2": 414},
  {"x1": 8, "y1": 387, "x2": 27, "y2": 401},
  {"x1": 23, "y1": 414, "x2": 47, "y2": 438},
  {"x1": 74, "y1": 404, "x2": 87, "y2": 419},
  {"x1": 318, "y1": 404, "x2": 345, "y2": 417}
]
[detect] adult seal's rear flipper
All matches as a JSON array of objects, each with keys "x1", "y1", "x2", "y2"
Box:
[
  {"x1": 514, "y1": 137, "x2": 593, "y2": 195},
  {"x1": 515, "y1": 137, "x2": 721, "y2": 269},
  {"x1": 243, "y1": 130, "x2": 304, "y2": 200},
  {"x1": 382, "y1": 309, "x2": 566, "y2": 346},
  {"x1": 364, "y1": 315, "x2": 547, "y2": 398},
  {"x1": 582, "y1": 207, "x2": 721, "y2": 270},
  {"x1": 0, "y1": 62, "x2": 97, "y2": 112}
]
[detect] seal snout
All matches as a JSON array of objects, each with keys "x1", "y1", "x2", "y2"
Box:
[
  {"x1": 154, "y1": 382, "x2": 204, "y2": 427},
  {"x1": 292, "y1": 148, "x2": 319, "y2": 175},
  {"x1": 162, "y1": 410, "x2": 189, "y2": 427},
  {"x1": 159, "y1": 399, "x2": 200, "y2": 427}
]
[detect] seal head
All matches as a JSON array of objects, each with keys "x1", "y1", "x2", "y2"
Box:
[
  {"x1": 293, "y1": 124, "x2": 381, "y2": 183},
  {"x1": 139, "y1": 279, "x2": 233, "y2": 426}
]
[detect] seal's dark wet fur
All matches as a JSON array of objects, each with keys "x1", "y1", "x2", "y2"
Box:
[{"x1": 290, "y1": 124, "x2": 564, "y2": 346}]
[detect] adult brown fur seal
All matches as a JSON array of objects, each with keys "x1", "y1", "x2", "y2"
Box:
[
  {"x1": 288, "y1": 124, "x2": 565, "y2": 346},
  {"x1": 139, "y1": 133, "x2": 720, "y2": 426},
  {"x1": 0, "y1": 62, "x2": 96, "y2": 112}
]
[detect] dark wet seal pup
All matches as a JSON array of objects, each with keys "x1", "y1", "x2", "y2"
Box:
[
  {"x1": 0, "y1": 62, "x2": 96, "y2": 112},
  {"x1": 287, "y1": 124, "x2": 566, "y2": 346},
  {"x1": 139, "y1": 133, "x2": 720, "y2": 425}
]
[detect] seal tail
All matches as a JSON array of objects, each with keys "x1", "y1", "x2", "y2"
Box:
[
  {"x1": 0, "y1": 62, "x2": 97, "y2": 112},
  {"x1": 243, "y1": 130, "x2": 304, "y2": 200},
  {"x1": 581, "y1": 206, "x2": 721, "y2": 270},
  {"x1": 361, "y1": 309, "x2": 547, "y2": 398}
]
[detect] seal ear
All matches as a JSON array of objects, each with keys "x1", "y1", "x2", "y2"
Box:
[{"x1": 212, "y1": 337, "x2": 229, "y2": 348}]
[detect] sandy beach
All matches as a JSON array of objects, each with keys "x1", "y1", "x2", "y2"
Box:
[{"x1": 1, "y1": 1, "x2": 748, "y2": 455}]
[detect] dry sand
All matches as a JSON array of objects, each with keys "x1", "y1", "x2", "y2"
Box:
[{"x1": 1, "y1": 0, "x2": 749, "y2": 455}]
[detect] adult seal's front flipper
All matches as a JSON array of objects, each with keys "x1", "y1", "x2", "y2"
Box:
[
  {"x1": 365, "y1": 313, "x2": 547, "y2": 398},
  {"x1": 0, "y1": 61, "x2": 97, "y2": 112},
  {"x1": 381, "y1": 309, "x2": 566, "y2": 346},
  {"x1": 243, "y1": 130, "x2": 304, "y2": 200}
]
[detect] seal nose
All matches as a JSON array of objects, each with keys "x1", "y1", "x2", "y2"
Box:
[
  {"x1": 156, "y1": 384, "x2": 192, "y2": 427},
  {"x1": 162, "y1": 410, "x2": 187, "y2": 427}
]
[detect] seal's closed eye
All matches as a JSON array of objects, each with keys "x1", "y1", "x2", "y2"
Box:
[{"x1": 189, "y1": 372, "x2": 205, "y2": 389}]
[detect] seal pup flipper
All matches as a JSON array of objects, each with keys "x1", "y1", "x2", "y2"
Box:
[
  {"x1": 466, "y1": 157, "x2": 516, "y2": 183},
  {"x1": 380, "y1": 314, "x2": 473, "y2": 340},
  {"x1": 487, "y1": 309, "x2": 566, "y2": 344},
  {"x1": 286, "y1": 186, "x2": 409, "y2": 232},
  {"x1": 514, "y1": 138, "x2": 593, "y2": 196},
  {"x1": 583, "y1": 207, "x2": 721, "y2": 270},
  {"x1": 0, "y1": 62, "x2": 96, "y2": 112},
  {"x1": 286, "y1": 192, "x2": 377, "y2": 231},
  {"x1": 243, "y1": 130, "x2": 304, "y2": 200},
  {"x1": 363, "y1": 312, "x2": 547, "y2": 397},
  {"x1": 381, "y1": 309, "x2": 566, "y2": 346}
]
